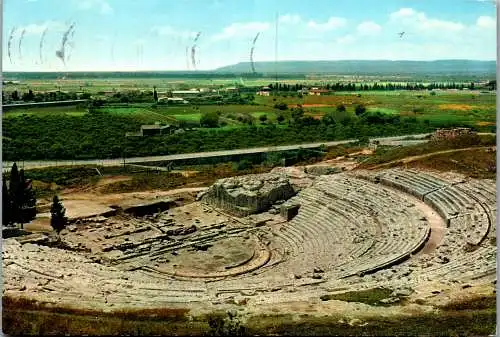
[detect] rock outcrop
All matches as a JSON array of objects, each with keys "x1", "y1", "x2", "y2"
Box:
[{"x1": 202, "y1": 173, "x2": 296, "y2": 216}]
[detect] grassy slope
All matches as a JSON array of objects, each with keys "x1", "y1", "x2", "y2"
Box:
[{"x1": 3, "y1": 294, "x2": 495, "y2": 336}]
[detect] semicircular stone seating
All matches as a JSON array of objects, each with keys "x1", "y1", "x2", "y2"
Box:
[
  {"x1": 267, "y1": 173, "x2": 432, "y2": 279},
  {"x1": 344, "y1": 168, "x2": 496, "y2": 288},
  {"x1": 2, "y1": 168, "x2": 497, "y2": 309}
]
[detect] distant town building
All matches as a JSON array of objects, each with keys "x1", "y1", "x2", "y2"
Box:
[
  {"x1": 126, "y1": 124, "x2": 177, "y2": 137},
  {"x1": 171, "y1": 90, "x2": 201, "y2": 97},
  {"x1": 309, "y1": 89, "x2": 330, "y2": 96},
  {"x1": 257, "y1": 86, "x2": 271, "y2": 96},
  {"x1": 158, "y1": 97, "x2": 189, "y2": 104}
]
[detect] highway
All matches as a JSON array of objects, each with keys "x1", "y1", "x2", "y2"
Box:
[{"x1": 3, "y1": 133, "x2": 432, "y2": 171}]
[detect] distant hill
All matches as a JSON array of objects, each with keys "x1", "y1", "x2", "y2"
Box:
[{"x1": 215, "y1": 60, "x2": 496, "y2": 76}]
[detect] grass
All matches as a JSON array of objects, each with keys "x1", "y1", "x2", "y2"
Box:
[
  {"x1": 3, "y1": 296, "x2": 199, "y2": 336},
  {"x1": 245, "y1": 310, "x2": 496, "y2": 336},
  {"x1": 4, "y1": 294, "x2": 496, "y2": 336},
  {"x1": 319, "y1": 288, "x2": 395, "y2": 306},
  {"x1": 404, "y1": 148, "x2": 496, "y2": 179},
  {"x1": 367, "y1": 107, "x2": 398, "y2": 114},
  {"x1": 3, "y1": 105, "x2": 88, "y2": 118},
  {"x1": 172, "y1": 113, "x2": 202, "y2": 121},
  {"x1": 359, "y1": 134, "x2": 496, "y2": 167}
]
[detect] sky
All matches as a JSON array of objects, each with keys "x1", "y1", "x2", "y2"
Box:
[{"x1": 2, "y1": 0, "x2": 497, "y2": 72}]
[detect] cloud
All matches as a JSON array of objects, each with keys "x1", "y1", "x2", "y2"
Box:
[
  {"x1": 212, "y1": 21, "x2": 270, "y2": 41},
  {"x1": 476, "y1": 16, "x2": 496, "y2": 29},
  {"x1": 357, "y1": 21, "x2": 382, "y2": 35},
  {"x1": 152, "y1": 26, "x2": 198, "y2": 40},
  {"x1": 389, "y1": 7, "x2": 465, "y2": 33},
  {"x1": 307, "y1": 17, "x2": 347, "y2": 31},
  {"x1": 18, "y1": 21, "x2": 67, "y2": 36},
  {"x1": 77, "y1": 0, "x2": 114, "y2": 15},
  {"x1": 390, "y1": 8, "x2": 419, "y2": 20},
  {"x1": 279, "y1": 14, "x2": 301, "y2": 25},
  {"x1": 337, "y1": 34, "x2": 356, "y2": 44}
]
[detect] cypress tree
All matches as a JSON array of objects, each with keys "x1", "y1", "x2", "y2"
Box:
[
  {"x1": 17, "y1": 169, "x2": 27, "y2": 228},
  {"x1": 19, "y1": 169, "x2": 36, "y2": 225},
  {"x1": 9, "y1": 163, "x2": 21, "y2": 226},
  {"x1": 153, "y1": 86, "x2": 158, "y2": 102},
  {"x1": 50, "y1": 195, "x2": 67, "y2": 234},
  {"x1": 3, "y1": 179, "x2": 12, "y2": 226}
]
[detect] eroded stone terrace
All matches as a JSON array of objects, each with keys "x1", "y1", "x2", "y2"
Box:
[{"x1": 3, "y1": 168, "x2": 496, "y2": 310}]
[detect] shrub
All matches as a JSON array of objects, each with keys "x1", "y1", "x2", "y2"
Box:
[
  {"x1": 273, "y1": 102, "x2": 288, "y2": 110},
  {"x1": 200, "y1": 112, "x2": 220, "y2": 128},
  {"x1": 233, "y1": 159, "x2": 253, "y2": 171},
  {"x1": 355, "y1": 104, "x2": 366, "y2": 116}
]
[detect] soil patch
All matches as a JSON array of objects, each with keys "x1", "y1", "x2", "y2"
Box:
[{"x1": 438, "y1": 104, "x2": 473, "y2": 111}]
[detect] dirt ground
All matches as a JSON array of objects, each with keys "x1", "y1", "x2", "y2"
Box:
[{"x1": 28, "y1": 177, "x2": 208, "y2": 232}]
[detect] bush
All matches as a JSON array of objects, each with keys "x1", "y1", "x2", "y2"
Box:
[
  {"x1": 336, "y1": 104, "x2": 346, "y2": 113},
  {"x1": 355, "y1": 104, "x2": 366, "y2": 116},
  {"x1": 200, "y1": 112, "x2": 220, "y2": 128},
  {"x1": 233, "y1": 159, "x2": 253, "y2": 171},
  {"x1": 273, "y1": 102, "x2": 288, "y2": 110}
]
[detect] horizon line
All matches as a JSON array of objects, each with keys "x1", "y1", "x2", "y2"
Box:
[{"x1": 2, "y1": 58, "x2": 496, "y2": 73}]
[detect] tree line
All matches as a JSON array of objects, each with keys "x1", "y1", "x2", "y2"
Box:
[
  {"x1": 266, "y1": 81, "x2": 485, "y2": 92},
  {"x1": 3, "y1": 110, "x2": 439, "y2": 161},
  {"x1": 2, "y1": 89, "x2": 91, "y2": 104}
]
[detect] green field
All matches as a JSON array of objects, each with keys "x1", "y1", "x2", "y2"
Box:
[
  {"x1": 3, "y1": 89, "x2": 495, "y2": 128},
  {"x1": 2, "y1": 105, "x2": 88, "y2": 118},
  {"x1": 2, "y1": 75, "x2": 496, "y2": 162},
  {"x1": 255, "y1": 91, "x2": 496, "y2": 126}
]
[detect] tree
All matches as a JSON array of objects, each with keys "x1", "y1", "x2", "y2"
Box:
[
  {"x1": 276, "y1": 114, "x2": 285, "y2": 124},
  {"x1": 50, "y1": 195, "x2": 67, "y2": 234},
  {"x1": 321, "y1": 113, "x2": 336, "y2": 125},
  {"x1": 9, "y1": 163, "x2": 21, "y2": 227},
  {"x1": 27, "y1": 89, "x2": 35, "y2": 101},
  {"x1": 355, "y1": 104, "x2": 366, "y2": 116},
  {"x1": 273, "y1": 102, "x2": 288, "y2": 110},
  {"x1": 259, "y1": 114, "x2": 268, "y2": 123},
  {"x1": 80, "y1": 92, "x2": 91, "y2": 99},
  {"x1": 20, "y1": 170, "x2": 36, "y2": 224},
  {"x1": 11, "y1": 90, "x2": 19, "y2": 101},
  {"x1": 153, "y1": 86, "x2": 158, "y2": 102},
  {"x1": 291, "y1": 106, "x2": 304, "y2": 121},
  {"x1": 5, "y1": 164, "x2": 36, "y2": 228},
  {"x1": 3, "y1": 179, "x2": 12, "y2": 227},
  {"x1": 336, "y1": 104, "x2": 346, "y2": 113},
  {"x1": 200, "y1": 111, "x2": 220, "y2": 128}
]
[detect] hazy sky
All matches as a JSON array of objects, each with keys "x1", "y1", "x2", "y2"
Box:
[{"x1": 3, "y1": 0, "x2": 497, "y2": 72}]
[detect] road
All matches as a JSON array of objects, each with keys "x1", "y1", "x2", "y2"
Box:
[{"x1": 3, "y1": 133, "x2": 432, "y2": 171}]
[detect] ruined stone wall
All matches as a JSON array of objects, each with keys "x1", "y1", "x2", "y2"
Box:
[
  {"x1": 202, "y1": 173, "x2": 296, "y2": 217},
  {"x1": 431, "y1": 128, "x2": 476, "y2": 141}
]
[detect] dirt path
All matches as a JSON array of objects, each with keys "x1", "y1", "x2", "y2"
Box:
[
  {"x1": 370, "y1": 146, "x2": 495, "y2": 170},
  {"x1": 413, "y1": 200, "x2": 446, "y2": 254}
]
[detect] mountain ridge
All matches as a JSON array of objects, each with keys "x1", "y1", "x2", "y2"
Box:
[{"x1": 215, "y1": 60, "x2": 496, "y2": 75}]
